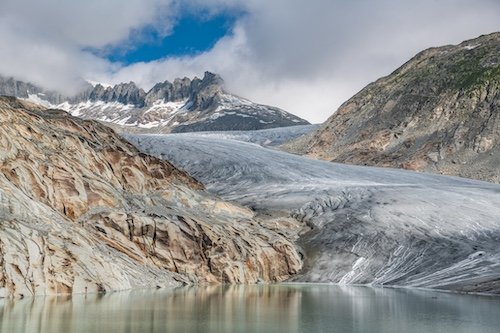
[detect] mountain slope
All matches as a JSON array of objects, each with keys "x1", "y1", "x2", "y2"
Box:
[
  {"x1": 284, "y1": 32, "x2": 500, "y2": 183},
  {"x1": 0, "y1": 72, "x2": 309, "y2": 133},
  {"x1": 0, "y1": 97, "x2": 302, "y2": 298},
  {"x1": 127, "y1": 133, "x2": 500, "y2": 294}
]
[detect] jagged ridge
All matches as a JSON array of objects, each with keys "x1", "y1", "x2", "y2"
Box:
[{"x1": 0, "y1": 72, "x2": 309, "y2": 133}]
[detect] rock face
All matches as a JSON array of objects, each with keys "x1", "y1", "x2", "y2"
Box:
[
  {"x1": 85, "y1": 82, "x2": 146, "y2": 106},
  {"x1": 0, "y1": 77, "x2": 67, "y2": 105},
  {"x1": 0, "y1": 72, "x2": 309, "y2": 133},
  {"x1": 285, "y1": 32, "x2": 500, "y2": 183},
  {"x1": 0, "y1": 96, "x2": 302, "y2": 298}
]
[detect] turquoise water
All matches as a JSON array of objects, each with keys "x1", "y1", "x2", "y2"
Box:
[{"x1": 1, "y1": 284, "x2": 500, "y2": 333}]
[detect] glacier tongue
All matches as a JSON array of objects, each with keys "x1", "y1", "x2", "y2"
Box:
[{"x1": 125, "y1": 133, "x2": 500, "y2": 294}]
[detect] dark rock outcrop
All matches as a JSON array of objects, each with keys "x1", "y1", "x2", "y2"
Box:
[
  {"x1": 144, "y1": 77, "x2": 192, "y2": 106},
  {"x1": 85, "y1": 82, "x2": 146, "y2": 106}
]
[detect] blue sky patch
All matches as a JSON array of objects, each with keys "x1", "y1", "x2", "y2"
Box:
[{"x1": 92, "y1": 13, "x2": 238, "y2": 65}]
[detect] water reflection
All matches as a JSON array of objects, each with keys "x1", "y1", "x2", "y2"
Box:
[{"x1": 1, "y1": 284, "x2": 500, "y2": 333}]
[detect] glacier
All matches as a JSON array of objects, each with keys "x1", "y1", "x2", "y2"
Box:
[{"x1": 125, "y1": 133, "x2": 500, "y2": 294}]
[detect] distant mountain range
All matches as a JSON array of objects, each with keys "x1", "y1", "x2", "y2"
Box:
[
  {"x1": 0, "y1": 72, "x2": 309, "y2": 133},
  {"x1": 284, "y1": 32, "x2": 500, "y2": 183}
]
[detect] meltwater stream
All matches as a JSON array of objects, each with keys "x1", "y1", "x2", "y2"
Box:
[{"x1": 1, "y1": 285, "x2": 499, "y2": 333}]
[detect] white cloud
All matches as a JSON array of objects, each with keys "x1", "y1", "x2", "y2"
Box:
[
  {"x1": 0, "y1": 0, "x2": 499, "y2": 122},
  {"x1": 0, "y1": 0, "x2": 174, "y2": 47},
  {"x1": 0, "y1": 0, "x2": 174, "y2": 94}
]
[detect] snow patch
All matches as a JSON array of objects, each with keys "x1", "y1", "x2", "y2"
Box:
[
  {"x1": 138, "y1": 121, "x2": 161, "y2": 129},
  {"x1": 144, "y1": 99, "x2": 188, "y2": 115},
  {"x1": 464, "y1": 44, "x2": 480, "y2": 50},
  {"x1": 23, "y1": 94, "x2": 53, "y2": 108},
  {"x1": 56, "y1": 101, "x2": 135, "y2": 120},
  {"x1": 115, "y1": 116, "x2": 132, "y2": 126}
]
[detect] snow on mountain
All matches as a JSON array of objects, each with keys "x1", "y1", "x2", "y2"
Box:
[
  {"x1": 0, "y1": 72, "x2": 309, "y2": 133},
  {"x1": 25, "y1": 93, "x2": 53, "y2": 108},
  {"x1": 55, "y1": 99, "x2": 187, "y2": 129},
  {"x1": 125, "y1": 133, "x2": 500, "y2": 294}
]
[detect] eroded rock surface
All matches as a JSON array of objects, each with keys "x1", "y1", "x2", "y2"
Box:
[{"x1": 0, "y1": 97, "x2": 302, "y2": 298}]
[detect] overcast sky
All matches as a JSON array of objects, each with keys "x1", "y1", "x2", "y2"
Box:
[{"x1": 0, "y1": 0, "x2": 499, "y2": 123}]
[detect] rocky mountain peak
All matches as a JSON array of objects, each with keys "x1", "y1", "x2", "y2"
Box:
[
  {"x1": 86, "y1": 81, "x2": 146, "y2": 106},
  {"x1": 200, "y1": 71, "x2": 224, "y2": 86},
  {"x1": 0, "y1": 71, "x2": 309, "y2": 133},
  {"x1": 0, "y1": 75, "x2": 67, "y2": 104},
  {"x1": 144, "y1": 77, "x2": 193, "y2": 106},
  {"x1": 187, "y1": 72, "x2": 225, "y2": 111},
  {"x1": 284, "y1": 31, "x2": 500, "y2": 183}
]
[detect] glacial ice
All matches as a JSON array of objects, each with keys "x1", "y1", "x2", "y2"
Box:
[{"x1": 126, "y1": 133, "x2": 500, "y2": 293}]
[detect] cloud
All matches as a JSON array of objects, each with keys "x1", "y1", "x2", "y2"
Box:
[
  {"x1": 104, "y1": 0, "x2": 500, "y2": 123},
  {"x1": 0, "y1": 0, "x2": 174, "y2": 47},
  {"x1": 0, "y1": 0, "x2": 174, "y2": 94},
  {"x1": 0, "y1": 0, "x2": 499, "y2": 122}
]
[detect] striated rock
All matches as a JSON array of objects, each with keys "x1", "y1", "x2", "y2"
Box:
[
  {"x1": 284, "y1": 32, "x2": 500, "y2": 183},
  {"x1": 0, "y1": 96, "x2": 302, "y2": 298}
]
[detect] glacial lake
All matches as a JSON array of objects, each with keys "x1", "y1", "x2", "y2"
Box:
[{"x1": 1, "y1": 284, "x2": 500, "y2": 333}]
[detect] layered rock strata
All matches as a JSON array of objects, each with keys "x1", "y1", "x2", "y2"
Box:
[{"x1": 0, "y1": 97, "x2": 302, "y2": 298}]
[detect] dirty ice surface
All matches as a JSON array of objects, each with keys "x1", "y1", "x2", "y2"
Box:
[{"x1": 126, "y1": 133, "x2": 500, "y2": 293}]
